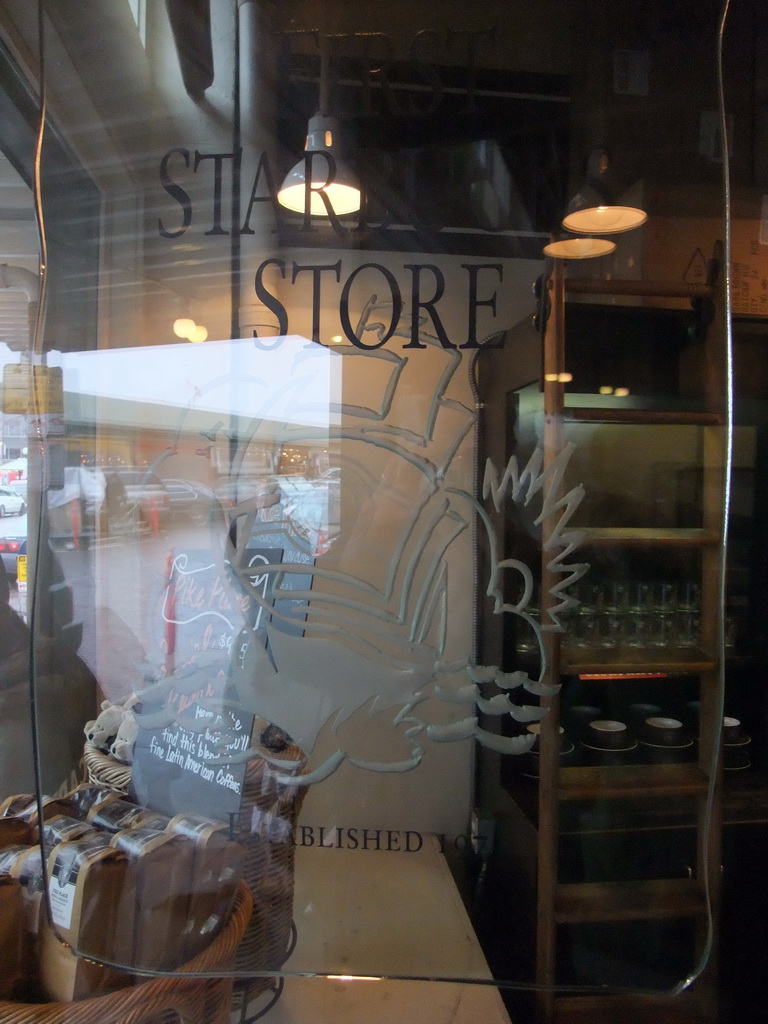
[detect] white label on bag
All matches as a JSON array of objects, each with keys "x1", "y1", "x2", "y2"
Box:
[{"x1": 49, "y1": 879, "x2": 76, "y2": 929}]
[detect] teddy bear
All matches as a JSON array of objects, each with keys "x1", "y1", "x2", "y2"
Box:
[
  {"x1": 84, "y1": 695, "x2": 139, "y2": 756},
  {"x1": 110, "y1": 710, "x2": 139, "y2": 764},
  {"x1": 84, "y1": 700, "x2": 126, "y2": 753}
]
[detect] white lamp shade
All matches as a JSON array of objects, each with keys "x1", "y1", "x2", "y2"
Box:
[
  {"x1": 543, "y1": 238, "x2": 617, "y2": 260},
  {"x1": 188, "y1": 324, "x2": 208, "y2": 343},
  {"x1": 278, "y1": 174, "x2": 361, "y2": 216},
  {"x1": 561, "y1": 205, "x2": 647, "y2": 235},
  {"x1": 173, "y1": 317, "x2": 196, "y2": 338},
  {"x1": 278, "y1": 114, "x2": 361, "y2": 216}
]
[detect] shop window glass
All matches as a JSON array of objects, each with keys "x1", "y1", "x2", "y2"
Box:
[{"x1": 0, "y1": 2, "x2": 740, "y2": 1020}]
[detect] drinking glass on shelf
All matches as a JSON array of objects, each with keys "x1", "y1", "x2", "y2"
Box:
[
  {"x1": 598, "y1": 613, "x2": 624, "y2": 648},
  {"x1": 625, "y1": 613, "x2": 650, "y2": 648},
  {"x1": 650, "y1": 613, "x2": 675, "y2": 648},
  {"x1": 652, "y1": 580, "x2": 677, "y2": 613},
  {"x1": 604, "y1": 582, "x2": 628, "y2": 614},
  {"x1": 576, "y1": 581, "x2": 601, "y2": 616},
  {"x1": 679, "y1": 581, "x2": 700, "y2": 613},
  {"x1": 573, "y1": 613, "x2": 600, "y2": 648},
  {"x1": 627, "y1": 581, "x2": 653, "y2": 614},
  {"x1": 675, "y1": 611, "x2": 701, "y2": 648}
]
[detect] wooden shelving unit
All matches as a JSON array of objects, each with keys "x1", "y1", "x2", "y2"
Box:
[
  {"x1": 557, "y1": 763, "x2": 711, "y2": 802},
  {"x1": 562, "y1": 649, "x2": 716, "y2": 675},
  {"x1": 511, "y1": 257, "x2": 727, "y2": 1024}
]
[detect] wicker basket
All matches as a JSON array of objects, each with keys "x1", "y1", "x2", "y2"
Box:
[
  {"x1": 83, "y1": 744, "x2": 132, "y2": 792},
  {"x1": 0, "y1": 882, "x2": 251, "y2": 1024},
  {"x1": 233, "y1": 743, "x2": 307, "y2": 975},
  {"x1": 82, "y1": 741, "x2": 308, "y2": 990}
]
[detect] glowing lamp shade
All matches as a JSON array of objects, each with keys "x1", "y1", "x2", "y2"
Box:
[
  {"x1": 562, "y1": 205, "x2": 647, "y2": 235},
  {"x1": 188, "y1": 324, "x2": 208, "y2": 343},
  {"x1": 278, "y1": 114, "x2": 360, "y2": 217},
  {"x1": 561, "y1": 148, "x2": 646, "y2": 236},
  {"x1": 173, "y1": 317, "x2": 196, "y2": 338},
  {"x1": 544, "y1": 238, "x2": 616, "y2": 260}
]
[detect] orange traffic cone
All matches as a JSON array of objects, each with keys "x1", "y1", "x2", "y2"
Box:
[{"x1": 71, "y1": 502, "x2": 80, "y2": 550}]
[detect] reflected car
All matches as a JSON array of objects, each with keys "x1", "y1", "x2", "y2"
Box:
[
  {"x1": 282, "y1": 474, "x2": 341, "y2": 552},
  {"x1": 216, "y1": 477, "x2": 281, "y2": 513},
  {"x1": 104, "y1": 469, "x2": 171, "y2": 527},
  {"x1": 0, "y1": 487, "x2": 26, "y2": 516},
  {"x1": 0, "y1": 515, "x2": 82, "y2": 650},
  {"x1": 0, "y1": 514, "x2": 25, "y2": 577},
  {"x1": 163, "y1": 478, "x2": 215, "y2": 521}
]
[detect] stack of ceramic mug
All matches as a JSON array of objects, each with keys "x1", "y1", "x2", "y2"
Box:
[
  {"x1": 579, "y1": 719, "x2": 637, "y2": 766},
  {"x1": 722, "y1": 716, "x2": 751, "y2": 771},
  {"x1": 682, "y1": 704, "x2": 751, "y2": 771},
  {"x1": 518, "y1": 723, "x2": 578, "y2": 779},
  {"x1": 636, "y1": 715, "x2": 695, "y2": 763},
  {"x1": 565, "y1": 703, "x2": 697, "y2": 766}
]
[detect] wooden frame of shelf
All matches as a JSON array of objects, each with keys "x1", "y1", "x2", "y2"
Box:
[
  {"x1": 562, "y1": 649, "x2": 716, "y2": 674},
  {"x1": 527, "y1": 255, "x2": 727, "y2": 1024}
]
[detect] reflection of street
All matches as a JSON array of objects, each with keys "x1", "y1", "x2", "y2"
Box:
[
  {"x1": 28, "y1": 470, "x2": 339, "y2": 702},
  {"x1": 278, "y1": 474, "x2": 340, "y2": 555},
  {"x1": 58, "y1": 519, "x2": 230, "y2": 701}
]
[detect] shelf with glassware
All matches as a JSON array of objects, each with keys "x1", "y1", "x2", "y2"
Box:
[
  {"x1": 497, "y1": 256, "x2": 728, "y2": 1024},
  {"x1": 504, "y1": 388, "x2": 722, "y2": 683}
]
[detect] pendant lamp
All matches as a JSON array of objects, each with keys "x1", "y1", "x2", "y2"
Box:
[
  {"x1": 543, "y1": 238, "x2": 616, "y2": 260},
  {"x1": 278, "y1": 37, "x2": 360, "y2": 217},
  {"x1": 561, "y1": 146, "x2": 646, "y2": 236}
]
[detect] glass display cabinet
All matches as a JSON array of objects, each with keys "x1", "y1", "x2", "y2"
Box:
[{"x1": 474, "y1": 231, "x2": 730, "y2": 1021}]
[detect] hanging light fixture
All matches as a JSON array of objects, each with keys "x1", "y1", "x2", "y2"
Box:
[
  {"x1": 277, "y1": 35, "x2": 360, "y2": 217},
  {"x1": 173, "y1": 314, "x2": 208, "y2": 342},
  {"x1": 543, "y1": 238, "x2": 616, "y2": 260},
  {"x1": 173, "y1": 317, "x2": 196, "y2": 338},
  {"x1": 561, "y1": 146, "x2": 646, "y2": 236}
]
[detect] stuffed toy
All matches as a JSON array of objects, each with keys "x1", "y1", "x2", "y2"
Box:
[
  {"x1": 110, "y1": 710, "x2": 139, "y2": 764},
  {"x1": 84, "y1": 695, "x2": 139, "y2": 755},
  {"x1": 84, "y1": 701, "x2": 126, "y2": 753}
]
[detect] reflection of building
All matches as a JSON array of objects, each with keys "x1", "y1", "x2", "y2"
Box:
[
  {"x1": 1, "y1": 415, "x2": 26, "y2": 461},
  {"x1": 0, "y1": 452, "x2": 25, "y2": 483}
]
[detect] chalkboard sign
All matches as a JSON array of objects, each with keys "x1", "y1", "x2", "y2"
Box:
[
  {"x1": 155, "y1": 548, "x2": 252, "y2": 668},
  {"x1": 134, "y1": 500, "x2": 315, "y2": 820},
  {"x1": 243, "y1": 501, "x2": 315, "y2": 637},
  {"x1": 134, "y1": 547, "x2": 266, "y2": 821},
  {"x1": 238, "y1": 546, "x2": 285, "y2": 637},
  {"x1": 130, "y1": 696, "x2": 254, "y2": 823},
  {"x1": 154, "y1": 544, "x2": 297, "y2": 665}
]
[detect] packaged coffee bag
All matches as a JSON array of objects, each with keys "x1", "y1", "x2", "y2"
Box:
[
  {"x1": 0, "y1": 793, "x2": 34, "y2": 817},
  {"x1": 16, "y1": 796, "x2": 83, "y2": 827},
  {"x1": 65, "y1": 783, "x2": 122, "y2": 820},
  {"x1": 88, "y1": 798, "x2": 147, "y2": 833},
  {"x1": 40, "y1": 833, "x2": 135, "y2": 1001},
  {"x1": 42, "y1": 815, "x2": 96, "y2": 847},
  {"x1": 0, "y1": 876, "x2": 25, "y2": 999},
  {"x1": 0, "y1": 816, "x2": 34, "y2": 850},
  {"x1": 110, "y1": 827, "x2": 194, "y2": 971},
  {"x1": 0, "y1": 844, "x2": 45, "y2": 938},
  {"x1": 166, "y1": 813, "x2": 245, "y2": 960},
  {"x1": 128, "y1": 809, "x2": 171, "y2": 831}
]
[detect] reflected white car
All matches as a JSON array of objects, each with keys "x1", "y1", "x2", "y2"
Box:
[
  {"x1": 0, "y1": 488, "x2": 26, "y2": 517},
  {"x1": 281, "y1": 475, "x2": 340, "y2": 553},
  {"x1": 0, "y1": 513, "x2": 25, "y2": 577}
]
